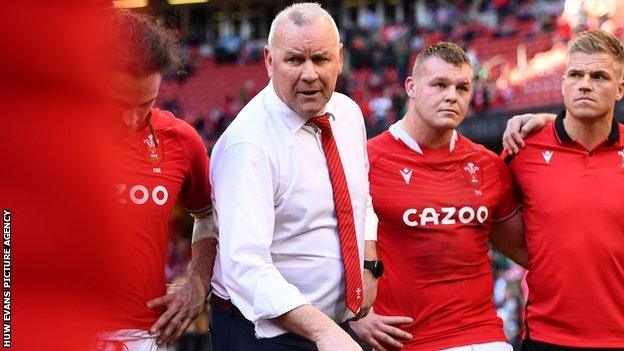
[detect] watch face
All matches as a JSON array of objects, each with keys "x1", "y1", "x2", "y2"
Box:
[
  {"x1": 366, "y1": 260, "x2": 384, "y2": 278},
  {"x1": 375, "y1": 260, "x2": 384, "y2": 278}
]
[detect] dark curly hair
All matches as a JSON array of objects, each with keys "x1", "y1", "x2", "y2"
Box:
[{"x1": 108, "y1": 9, "x2": 181, "y2": 75}]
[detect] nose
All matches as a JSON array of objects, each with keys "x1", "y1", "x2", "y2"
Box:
[
  {"x1": 301, "y1": 60, "x2": 319, "y2": 83},
  {"x1": 445, "y1": 86, "x2": 459, "y2": 103},
  {"x1": 579, "y1": 74, "x2": 592, "y2": 92}
]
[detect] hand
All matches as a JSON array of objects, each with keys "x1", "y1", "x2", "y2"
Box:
[
  {"x1": 315, "y1": 326, "x2": 363, "y2": 351},
  {"x1": 349, "y1": 308, "x2": 413, "y2": 351},
  {"x1": 147, "y1": 273, "x2": 207, "y2": 345},
  {"x1": 354, "y1": 270, "x2": 377, "y2": 320},
  {"x1": 502, "y1": 113, "x2": 552, "y2": 155}
]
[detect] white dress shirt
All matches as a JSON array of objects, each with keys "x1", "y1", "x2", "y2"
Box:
[{"x1": 210, "y1": 82, "x2": 378, "y2": 338}]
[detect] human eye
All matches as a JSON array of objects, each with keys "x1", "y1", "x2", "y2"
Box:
[
  {"x1": 591, "y1": 72, "x2": 609, "y2": 81},
  {"x1": 285, "y1": 56, "x2": 303, "y2": 64},
  {"x1": 568, "y1": 71, "x2": 581, "y2": 78},
  {"x1": 312, "y1": 55, "x2": 329, "y2": 63}
]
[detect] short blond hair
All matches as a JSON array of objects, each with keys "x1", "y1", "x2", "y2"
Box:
[
  {"x1": 267, "y1": 2, "x2": 339, "y2": 48},
  {"x1": 567, "y1": 30, "x2": 624, "y2": 69},
  {"x1": 412, "y1": 41, "x2": 471, "y2": 75}
]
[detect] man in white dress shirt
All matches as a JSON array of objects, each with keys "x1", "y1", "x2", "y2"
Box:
[{"x1": 209, "y1": 3, "x2": 378, "y2": 351}]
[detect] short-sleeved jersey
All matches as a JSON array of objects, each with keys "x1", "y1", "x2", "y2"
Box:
[
  {"x1": 506, "y1": 114, "x2": 624, "y2": 348},
  {"x1": 108, "y1": 108, "x2": 211, "y2": 331},
  {"x1": 368, "y1": 126, "x2": 517, "y2": 350}
]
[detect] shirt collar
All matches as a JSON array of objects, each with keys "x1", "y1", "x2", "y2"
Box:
[
  {"x1": 263, "y1": 80, "x2": 330, "y2": 132},
  {"x1": 555, "y1": 110, "x2": 620, "y2": 144},
  {"x1": 388, "y1": 120, "x2": 458, "y2": 154}
]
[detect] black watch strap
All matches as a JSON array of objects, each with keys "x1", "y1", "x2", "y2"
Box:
[{"x1": 363, "y1": 260, "x2": 384, "y2": 278}]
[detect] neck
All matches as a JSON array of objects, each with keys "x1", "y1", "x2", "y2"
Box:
[
  {"x1": 401, "y1": 113, "x2": 454, "y2": 148},
  {"x1": 563, "y1": 110, "x2": 613, "y2": 151}
]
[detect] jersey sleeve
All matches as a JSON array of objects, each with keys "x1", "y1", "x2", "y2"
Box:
[
  {"x1": 177, "y1": 122, "x2": 211, "y2": 212},
  {"x1": 492, "y1": 155, "x2": 518, "y2": 222}
]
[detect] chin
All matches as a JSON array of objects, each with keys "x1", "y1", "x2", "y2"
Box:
[{"x1": 568, "y1": 108, "x2": 604, "y2": 120}]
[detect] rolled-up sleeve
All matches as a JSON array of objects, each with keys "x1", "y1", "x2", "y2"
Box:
[{"x1": 211, "y1": 142, "x2": 309, "y2": 337}]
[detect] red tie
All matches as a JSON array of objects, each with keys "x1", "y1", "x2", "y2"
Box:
[{"x1": 308, "y1": 114, "x2": 362, "y2": 314}]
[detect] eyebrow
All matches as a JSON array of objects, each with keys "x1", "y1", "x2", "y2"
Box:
[
  {"x1": 567, "y1": 68, "x2": 610, "y2": 76},
  {"x1": 430, "y1": 76, "x2": 472, "y2": 85},
  {"x1": 283, "y1": 49, "x2": 331, "y2": 56}
]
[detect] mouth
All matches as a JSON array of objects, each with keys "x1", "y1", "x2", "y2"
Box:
[
  {"x1": 298, "y1": 90, "x2": 321, "y2": 96},
  {"x1": 575, "y1": 97, "x2": 595, "y2": 102},
  {"x1": 439, "y1": 109, "x2": 459, "y2": 115}
]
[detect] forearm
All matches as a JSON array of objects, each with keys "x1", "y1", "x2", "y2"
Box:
[
  {"x1": 364, "y1": 240, "x2": 377, "y2": 260},
  {"x1": 494, "y1": 241, "x2": 528, "y2": 269},
  {"x1": 490, "y1": 212, "x2": 528, "y2": 269},
  {"x1": 189, "y1": 237, "x2": 217, "y2": 292},
  {"x1": 273, "y1": 304, "x2": 343, "y2": 342}
]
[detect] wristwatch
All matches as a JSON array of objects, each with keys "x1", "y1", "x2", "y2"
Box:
[{"x1": 363, "y1": 260, "x2": 384, "y2": 279}]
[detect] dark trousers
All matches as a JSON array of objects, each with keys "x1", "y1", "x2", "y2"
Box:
[
  {"x1": 522, "y1": 339, "x2": 624, "y2": 351},
  {"x1": 210, "y1": 302, "x2": 370, "y2": 351}
]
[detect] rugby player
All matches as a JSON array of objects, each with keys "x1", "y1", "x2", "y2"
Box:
[
  {"x1": 95, "y1": 10, "x2": 216, "y2": 351},
  {"x1": 351, "y1": 42, "x2": 527, "y2": 351}
]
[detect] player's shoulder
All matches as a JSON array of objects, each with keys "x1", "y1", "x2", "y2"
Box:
[
  {"x1": 152, "y1": 109, "x2": 205, "y2": 148},
  {"x1": 458, "y1": 133, "x2": 497, "y2": 158},
  {"x1": 457, "y1": 133, "x2": 506, "y2": 168},
  {"x1": 524, "y1": 121, "x2": 556, "y2": 145},
  {"x1": 367, "y1": 131, "x2": 395, "y2": 160},
  {"x1": 367, "y1": 130, "x2": 392, "y2": 148},
  {"x1": 506, "y1": 121, "x2": 556, "y2": 164}
]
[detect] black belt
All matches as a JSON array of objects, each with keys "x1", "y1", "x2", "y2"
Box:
[{"x1": 210, "y1": 294, "x2": 245, "y2": 318}]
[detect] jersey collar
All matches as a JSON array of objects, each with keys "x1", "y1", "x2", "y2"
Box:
[
  {"x1": 555, "y1": 110, "x2": 620, "y2": 144},
  {"x1": 388, "y1": 120, "x2": 458, "y2": 154}
]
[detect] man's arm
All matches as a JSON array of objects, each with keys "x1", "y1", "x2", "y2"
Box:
[
  {"x1": 147, "y1": 225, "x2": 217, "y2": 344},
  {"x1": 350, "y1": 308, "x2": 413, "y2": 351},
  {"x1": 211, "y1": 142, "x2": 360, "y2": 348},
  {"x1": 502, "y1": 113, "x2": 556, "y2": 155},
  {"x1": 356, "y1": 240, "x2": 378, "y2": 320},
  {"x1": 274, "y1": 305, "x2": 363, "y2": 351},
  {"x1": 490, "y1": 211, "x2": 528, "y2": 268},
  {"x1": 148, "y1": 126, "x2": 215, "y2": 344}
]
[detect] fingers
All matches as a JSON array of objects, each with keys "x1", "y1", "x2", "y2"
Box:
[
  {"x1": 368, "y1": 337, "x2": 389, "y2": 351},
  {"x1": 379, "y1": 315, "x2": 413, "y2": 325},
  {"x1": 520, "y1": 119, "x2": 538, "y2": 139},
  {"x1": 146, "y1": 293, "x2": 173, "y2": 309},
  {"x1": 371, "y1": 329, "x2": 405, "y2": 349},
  {"x1": 504, "y1": 116, "x2": 528, "y2": 155},
  {"x1": 158, "y1": 315, "x2": 183, "y2": 345},
  {"x1": 170, "y1": 316, "x2": 194, "y2": 344},
  {"x1": 379, "y1": 323, "x2": 412, "y2": 340},
  {"x1": 149, "y1": 307, "x2": 177, "y2": 334}
]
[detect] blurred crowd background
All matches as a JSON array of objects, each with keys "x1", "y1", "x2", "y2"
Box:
[{"x1": 107, "y1": 0, "x2": 624, "y2": 350}]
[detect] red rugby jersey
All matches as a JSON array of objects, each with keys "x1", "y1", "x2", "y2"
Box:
[
  {"x1": 108, "y1": 108, "x2": 211, "y2": 331},
  {"x1": 506, "y1": 115, "x2": 624, "y2": 348},
  {"x1": 368, "y1": 126, "x2": 517, "y2": 350}
]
